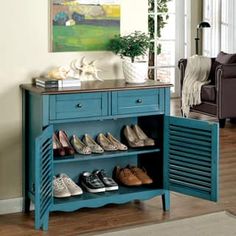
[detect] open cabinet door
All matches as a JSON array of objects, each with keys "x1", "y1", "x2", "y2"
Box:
[
  {"x1": 34, "y1": 125, "x2": 53, "y2": 230},
  {"x1": 164, "y1": 116, "x2": 219, "y2": 201}
]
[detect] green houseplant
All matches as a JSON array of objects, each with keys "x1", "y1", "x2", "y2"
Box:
[{"x1": 109, "y1": 31, "x2": 150, "y2": 83}]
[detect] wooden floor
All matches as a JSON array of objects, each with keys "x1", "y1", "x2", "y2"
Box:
[{"x1": 1, "y1": 99, "x2": 236, "y2": 236}]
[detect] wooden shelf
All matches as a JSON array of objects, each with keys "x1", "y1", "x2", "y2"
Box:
[
  {"x1": 53, "y1": 147, "x2": 161, "y2": 164},
  {"x1": 52, "y1": 186, "x2": 166, "y2": 212}
]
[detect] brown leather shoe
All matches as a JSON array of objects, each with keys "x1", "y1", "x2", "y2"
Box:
[
  {"x1": 123, "y1": 125, "x2": 144, "y2": 148},
  {"x1": 128, "y1": 166, "x2": 153, "y2": 185},
  {"x1": 58, "y1": 131, "x2": 75, "y2": 155},
  {"x1": 132, "y1": 125, "x2": 155, "y2": 146},
  {"x1": 114, "y1": 166, "x2": 142, "y2": 186},
  {"x1": 53, "y1": 133, "x2": 65, "y2": 156}
]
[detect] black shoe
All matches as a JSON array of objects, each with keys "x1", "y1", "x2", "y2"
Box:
[
  {"x1": 80, "y1": 172, "x2": 105, "y2": 193},
  {"x1": 93, "y1": 169, "x2": 119, "y2": 191}
]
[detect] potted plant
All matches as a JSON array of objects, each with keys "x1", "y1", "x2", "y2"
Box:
[{"x1": 109, "y1": 31, "x2": 150, "y2": 83}]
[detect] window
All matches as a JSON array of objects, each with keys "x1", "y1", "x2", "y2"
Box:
[
  {"x1": 148, "y1": 0, "x2": 188, "y2": 97},
  {"x1": 203, "y1": 0, "x2": 236, "y2": 56}
]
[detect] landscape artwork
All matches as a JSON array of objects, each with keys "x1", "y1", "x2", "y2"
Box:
[{"x1": 51, "y1": 0, "x2": 120, "y2": 52}]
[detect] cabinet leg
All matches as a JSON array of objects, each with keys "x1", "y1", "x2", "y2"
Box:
[
  {"x1": 162, "y1": 191, "x2": 170, "y2": 211},
  {"x1": 42, "y1": 214, "x2": 49, "y2": 231},
  {"x1": 219, "y1": 119, "x2": 226, "y2": 128},
  {"x1": 23, "y1": 196, "x2": 30, "y2": 213}
]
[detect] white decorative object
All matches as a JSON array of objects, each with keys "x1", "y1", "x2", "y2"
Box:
[
  {"x1": 72, "y1": 57, "x2": 103, "y2": 81},
  {"x1": 122, "y1": 59, "x2": 148, "y2": 84}
]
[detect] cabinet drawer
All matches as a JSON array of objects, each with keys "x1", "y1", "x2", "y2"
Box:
[
  {"x1": 49, "y1": 93, "x2": 107, "y2": 121},
  {"x1": 112, "y1": 89, "x2": 164, "y2": 116}
]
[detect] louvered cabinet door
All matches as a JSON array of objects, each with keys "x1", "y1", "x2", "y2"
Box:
[
  {"x1": 164, "y1": 116, "x2": 219, "y2": 202},
  {"x1": 34, "y1": 125, "x2": 53, "y2": 230}
]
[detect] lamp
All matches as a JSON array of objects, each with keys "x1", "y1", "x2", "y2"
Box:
[{"x1": 195, "y1": 21, "x2": 211, "y2": 55}]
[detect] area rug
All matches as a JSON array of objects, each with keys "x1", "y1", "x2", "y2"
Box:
[{"x1": 96, "y1": 211, "x2": 236, "y2": 236}]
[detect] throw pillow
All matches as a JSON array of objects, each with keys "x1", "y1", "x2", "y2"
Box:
[{"x1": 216, "y1": 51, "x2": 236, "y2": 64}]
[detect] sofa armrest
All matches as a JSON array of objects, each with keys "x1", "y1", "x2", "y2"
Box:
[
  {"x1": 178, "y1": 59, "x2": 187, "y2": 91},
  {"x1": 216, "y1": 64, "x2": 236, "y2": 118}
]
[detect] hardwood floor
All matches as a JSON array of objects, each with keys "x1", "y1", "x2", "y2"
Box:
[{"x1": 1, "y1": 98, "x2": 236, "y2": 236}]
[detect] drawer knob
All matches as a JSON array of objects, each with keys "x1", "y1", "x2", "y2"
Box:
[
  {"x1": 136, "y1": 99, "x2": 143, "y2": 104},
  {"x1": 76, "y1": 103, "x2": 83, "y2": 108}
]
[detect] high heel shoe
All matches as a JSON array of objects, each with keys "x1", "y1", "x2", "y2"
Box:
[
  {"x1": 123, "y1": 125, "x2": 144, "y2": 148},
  {"x1": 83, "y1": 134, "x2": 104, "y2": 154},
  {"x1": 106, "y1": 132, "x2": 128, "y2": 151},
  {"x1": 97, "y1": 133, "x2": 117, "y2": 151},
  {"x1": 71, "y1": 135, "x2": 92, "y2": 155},
  {"x1": 132, "y1": 125, "x2": 155, "y2": 146},
  {"x1": 53, "y1": 133, "x2": 65, "y2": 157},
  {"x1": 58, "y1": 131, "x2": 75, "y2": 155}
]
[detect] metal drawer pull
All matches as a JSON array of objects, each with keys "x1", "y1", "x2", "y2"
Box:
[
  {"x1": 136, "y1": 99, "x2": 143, "y2": 104},
  {"x1": 76, "y1": 103, "x2": 83, "y2": 108}
]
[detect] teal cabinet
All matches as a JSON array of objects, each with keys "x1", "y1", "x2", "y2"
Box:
[{"x1": 21, "y1": 80, "x2": 219, "y2": 231}]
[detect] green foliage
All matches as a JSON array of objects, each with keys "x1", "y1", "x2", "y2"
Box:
[
  {"x1": 148, "y1": 0, "x2": 171, "y2": 54},
  {"x1": 109, "y1": 31, "x2": 150, "y2": 63}
]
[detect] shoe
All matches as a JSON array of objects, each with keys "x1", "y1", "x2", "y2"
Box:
[
  {"x1": 83, "y1": 134, "x2": 104, "y2": 154},
  {"x1": 80, "y1": 172, "x2": 106, "y2": 193},
  {"x1": 128, "y1": 166, "x2": 153, "y2": 185},
  {"x1": 106, "y1": 132, "x2": 128, "y2": 151},
  {"x1": 53, "y1": 133, "x2": 65, "y2": 156},
  {"x1": 114, "y1": 166, "x2": 142, "y2": 186},
  {"x1": 53, "y1": 176, "x2": 71, "y2": 198},
  {"x1": 71, "y1": 135, "x2": 92, "y2": 155},
  {"x1": 58, "y1": 131, "x2": 75, "y2": 155},
  {"x1": 59, "y1": 173, "x2": 83, "y2": 196},
  {"x1": 97, "y1": 133, "x2": 117, "y2": 151},
  {"x1": 132, "y1": 125, "x2": 155, "y2": 146},
  {"x1": 123, "y1": 125, "x2": 144, "y2": 148},
  {"x1": 93, "y1": 169, "x2": 118, "y2": 191}
]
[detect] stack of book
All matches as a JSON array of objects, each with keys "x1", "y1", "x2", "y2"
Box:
[{"x1": 35, "y1": 77, "x2": 81, "y2": 88}]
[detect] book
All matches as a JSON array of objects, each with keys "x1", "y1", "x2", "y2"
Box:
[{"x1": 35, "y1": 77, "x2": 81, "y2": 88}]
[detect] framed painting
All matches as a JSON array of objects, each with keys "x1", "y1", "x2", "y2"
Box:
[{"x1": 51, "y1": 0, "x2": 120, "y2": 52}]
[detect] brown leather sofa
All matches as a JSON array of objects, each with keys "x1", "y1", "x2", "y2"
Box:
[{"x1": 178, "y1": 55, "x2": 236, "y2": 128}]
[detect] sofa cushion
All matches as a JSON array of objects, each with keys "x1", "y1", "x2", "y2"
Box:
[
  {"x1": 216, "y1": 51, "x2": 236, "y2": 64},
  {"x1": 201, "y1": 85, "x2": 216, "y2": 102},
  {"x1": 208, "y1": 52, "x2": 236, "y2": 85}
]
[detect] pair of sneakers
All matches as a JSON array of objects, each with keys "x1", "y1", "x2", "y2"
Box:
[
  {"x1": 80, "y1": 169, "x2": 118, "y2": 193},
  {"x1": 53, "y1": 173, "x2": 83, "y2": 198}
]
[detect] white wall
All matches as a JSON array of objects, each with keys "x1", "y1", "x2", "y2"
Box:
[{"x1": 0, "y1": 0, "x2": 147, "y2": 200}]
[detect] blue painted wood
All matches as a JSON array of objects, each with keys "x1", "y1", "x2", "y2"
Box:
[
  {"x1": 34, "y1": 125, "x2": 53, "y2": 230},
  {"x1": 49, "y1": 92, "x2": 107, "y2": 121},
  {"x1": 162, "y1": 191, "x2": 170, "y2": 211},
  {"x1": 164, "y1": 88, "x2": 170, "y2": 115},
  {"x1": 113, "y1": 89, "x2": 164, "y2": 115},
  {"x1": 21, "y1": 84, "x2": 220, "y2": 231},
  {"x1": 52, "y1": 186, "x2": 166, "y2": 212},
  {"x1": 54, "y1": 147, "x2": 161, "y2": 164},
  {"x1": 164, "y1": 116, "x2": 219, "y2": 202}
]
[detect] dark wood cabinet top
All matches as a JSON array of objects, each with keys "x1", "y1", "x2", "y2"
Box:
[{"x1": 20, "y1": 79, "x2": 172, "y2": 95}]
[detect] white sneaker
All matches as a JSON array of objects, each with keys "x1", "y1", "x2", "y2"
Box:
[
  {"x1": 53, "y1": 176, "x2": 71, "y2": 198},
  {"x1": 60, "y1": 173, "x2": 83, "y2": 196}
]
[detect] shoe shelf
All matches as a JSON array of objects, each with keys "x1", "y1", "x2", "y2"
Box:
[
  {"x1": 53, "y1": 146, "x2": 161, "y2": 164},
  {"x1": 52, "y1": 186, "x2": 166, "y2": 212},
  {"x1": 21, "y1": 80, "x2": 219, "y2": 231}
]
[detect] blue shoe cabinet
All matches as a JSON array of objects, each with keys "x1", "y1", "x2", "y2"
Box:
[{"x1": 21, "y1": 80, "x2": 219, "y2": 230}]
